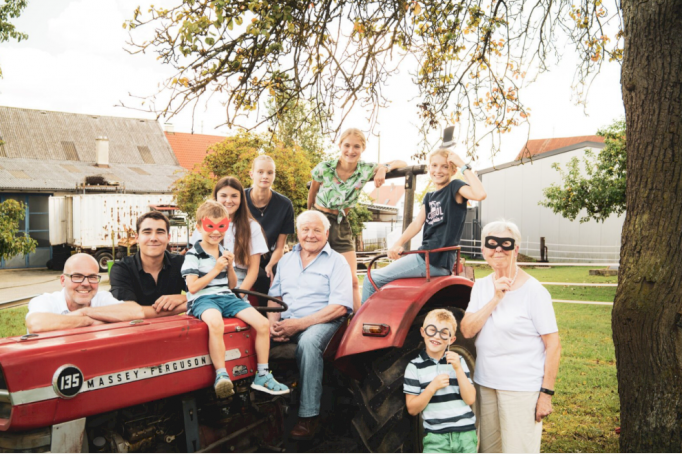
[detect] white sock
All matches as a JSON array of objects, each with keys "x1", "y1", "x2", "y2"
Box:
[{"x1": 257, "y1": 363, "x2": 269, "y2": 376}]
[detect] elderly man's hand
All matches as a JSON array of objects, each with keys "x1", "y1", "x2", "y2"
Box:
[{"x1": 272, "y1": 318, "x2": 303, "y2": 339}]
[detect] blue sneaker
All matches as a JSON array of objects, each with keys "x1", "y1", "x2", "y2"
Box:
[
  {"x1": 214, "y1": 372, "x2": 234, "y2": 398},
  {"x1": 251, "y1": 372, "x2": 290, "y2": 395}
]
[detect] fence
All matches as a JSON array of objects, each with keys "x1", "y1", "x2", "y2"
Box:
[
  {"x1": 362, "y1": 238, "x2": 387, "y2": 252},
  {"x1": 458, "y1": 238, "x2": 621, "y2": 263}
]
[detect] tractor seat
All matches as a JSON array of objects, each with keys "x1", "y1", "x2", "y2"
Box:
[{"x1": 269, "y1": 342, "x2": 297, "y2": 361}]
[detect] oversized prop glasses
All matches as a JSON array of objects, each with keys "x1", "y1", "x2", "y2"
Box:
[
  {"x1": 424, "y1": 324, "x2": 452, "y2": 340},
  {"x1": 201, "y1": 217, "x2": 230, "y2": 233},
  {"x1": 484, "y1": 236, "x2": 516, "y2": 251}
]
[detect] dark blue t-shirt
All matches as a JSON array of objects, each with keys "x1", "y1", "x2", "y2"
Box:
[
  {"x1": 245, "y1": 188, "x2": 295, "y2": 257},
  {"x1": 419, "y1": 179, "x2": 468, "y2": 271}
]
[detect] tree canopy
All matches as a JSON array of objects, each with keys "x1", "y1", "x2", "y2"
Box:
[
  {"x1": 126, "y1": 0, "x2": 623, "y2": 157},
  {"x1": 540, "y1": 118, "x2": 626, "y2": 223},
  {"x1": 0, "y1": 199, "x2": 37, "y2": 261},
  {"x1": 0, "y1": 0, "x2": 28, "y2": 78}
]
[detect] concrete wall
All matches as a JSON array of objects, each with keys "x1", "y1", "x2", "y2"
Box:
[{"x1": 479, "y1": 146, "x2": 623, "y2": 263}]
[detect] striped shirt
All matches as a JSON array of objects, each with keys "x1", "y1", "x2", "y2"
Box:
[
  {"x1": 403, "y1": 349, "x2": 476, "y2": 434},
  {"x1": 181, "y1": 240, "x2": 233, "y2": 307}
]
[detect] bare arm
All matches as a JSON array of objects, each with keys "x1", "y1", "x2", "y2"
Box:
[
  {"x1": 387, "y1": 206, "x2": 426, "y2": 259},
  {"x1": 373, "y1": 160, "x2": 408, "y2": 187},
  {"x1": 461, "y1": 275, "x2": 512, "y2": 338},
  {"x1": 307, "y1": 180, "x2": 321, "y2": 209},
  {"x1": 26, "y1": 313, "x2": 99, "y2": 333},
  {"x1": 457, "y1": 169, "x2": 487, "y2": 202},
  {"x1": 238, "y1": 253, "x2": 261, "y2": 291},
  {"x1": 79, "y1": 301, "x2": 146, "y2": 323},
  {"x1": 406, "y1": 385, "x2": 440, "y2": 416},
  {"x1": 536, "y1": 332, "x2": 561, "y2": 421},
  {"x1": 265, "y1": 234, "x2": 288, "y2": 277}
]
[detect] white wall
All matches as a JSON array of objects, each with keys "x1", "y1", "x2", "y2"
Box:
[{"x1": 479, "y1": 146, "x2": 623, "y2": 263}]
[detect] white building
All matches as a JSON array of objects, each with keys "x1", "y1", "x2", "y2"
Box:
[{"x1": 476, "y1": 136, "x2": 623, "y2": 263}]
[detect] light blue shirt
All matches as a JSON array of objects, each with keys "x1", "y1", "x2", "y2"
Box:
[{"x1": 269, "y1": 242, "x2": 353, "y2": 319}]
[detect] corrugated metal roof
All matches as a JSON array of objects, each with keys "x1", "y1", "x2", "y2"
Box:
[
  {"x1": 0, "y1": 106, "x2": 179, "y2": 166},
  {"x1": 0, "y1": 106, "x2": 187, "y2": 193},
  {"x1": 164, "y1": 132, "x2": 227, "y2": 170},
  {"x1": 0, "y1": 158, "x2": 185, "y2": 193}
]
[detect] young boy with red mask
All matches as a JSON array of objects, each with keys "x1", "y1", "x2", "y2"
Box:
[{"x1": 182, "y1": 200, "x2": 289, "y2": 398}]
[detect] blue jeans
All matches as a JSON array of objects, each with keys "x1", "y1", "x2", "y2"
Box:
[
  {"x1": 276, "y1": 317, "x2": 344, "y2": 417},
  {"x1": 361, "y1": 253, "x2": 451, "y2": 303}
]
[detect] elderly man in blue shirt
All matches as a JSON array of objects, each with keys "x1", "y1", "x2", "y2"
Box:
[{"x1": 267, "y1": 210, "x2": 353, "y2": 440}]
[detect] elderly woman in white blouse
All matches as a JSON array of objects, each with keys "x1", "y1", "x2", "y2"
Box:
[{"x1": 461, "y1": 220, "x2": 561, "y2": 453}]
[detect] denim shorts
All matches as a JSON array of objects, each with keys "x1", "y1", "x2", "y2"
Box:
[{"x1": 190, "y1": 293, "x2": 252, "y2": 319}]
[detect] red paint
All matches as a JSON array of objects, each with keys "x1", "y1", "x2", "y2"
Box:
[{"x1": 0, "y1": 316, "x2": 255, "y2": 431}]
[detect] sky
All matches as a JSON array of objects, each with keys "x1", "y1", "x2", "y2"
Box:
[{"x1": 0, "y1": 0, "x2": 625, "y2": 169}]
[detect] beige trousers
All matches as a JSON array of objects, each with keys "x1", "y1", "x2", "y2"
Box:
[{"x1": 477, "y1": 385, "x2": 542, "y2": 453}]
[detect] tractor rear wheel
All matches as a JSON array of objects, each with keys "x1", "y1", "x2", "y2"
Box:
[{"x1": 351, "y1": 307, "x2": 476, "y2": 452}]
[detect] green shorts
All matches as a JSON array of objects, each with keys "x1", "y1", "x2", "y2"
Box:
[
  {"x1": 313, "y1": 207, "x2": 354, "y2": 253},
  {"x1": 423, "y1": 430, "x2": 477, "y2": 454}
]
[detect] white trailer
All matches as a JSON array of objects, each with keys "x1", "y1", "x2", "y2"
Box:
[{"x1": 49, "y1": 194, "x2": 190, "y2": 270}]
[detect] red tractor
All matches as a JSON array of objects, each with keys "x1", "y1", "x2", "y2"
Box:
[{"x1": 0, "y1": 168, "x2": 477, "y2": 452}]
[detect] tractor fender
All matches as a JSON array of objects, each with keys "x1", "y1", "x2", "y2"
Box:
[{"x1": 333, "y1": 275, "x2": 473, "y2": 379}]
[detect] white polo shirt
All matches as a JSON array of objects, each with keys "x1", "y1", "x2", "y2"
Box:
[{"x1": 26, "y1": 289, "x2": 123, "y2": 317}]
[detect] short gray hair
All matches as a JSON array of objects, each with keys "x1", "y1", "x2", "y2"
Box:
[
  {"x1": 296, "y1": 210, "x2": 331, "y2": 232},
  {"x1": 481, "y1": 219, "x2": 522, "y2": 246}
]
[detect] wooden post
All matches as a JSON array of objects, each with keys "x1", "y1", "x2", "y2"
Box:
[
  {"x1": 402, "y1": 170, "x2": 416, "y2": 251},
  {"x1": 540, "y1": 237, "x2": 547, "y2": 262}
]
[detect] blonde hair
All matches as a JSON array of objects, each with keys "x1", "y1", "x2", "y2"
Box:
[
  {"x1": 196, "y1": 200, "x2": 229, "y2": 222},
  {"x1": 429, "y1": 148, "x2": 457, "y2": 175},
  {"x1": 251, "y1": 155, "x2": 276, "y2": 171},
  {"x1": 424, "y1": 308, "x2": 458, "y2": 335},
  {"x1": 338, "y1": 128, "x2": 367, "y2": 148}
]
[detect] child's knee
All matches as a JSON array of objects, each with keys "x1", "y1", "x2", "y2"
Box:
[
  {"x1": 205, "y1": 317, "x2": 225, "y2": 333},
  {"x1": 254, "y1": 317, "x2": 270, "y2": 334}
]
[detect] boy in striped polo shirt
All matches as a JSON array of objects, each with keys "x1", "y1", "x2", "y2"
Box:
[
  {"x1": 182, "y1": 200, "x2": 289, "y2": 398},
  {"x1": 404, "y1": 309, "x2": 477, "y2": 453}
]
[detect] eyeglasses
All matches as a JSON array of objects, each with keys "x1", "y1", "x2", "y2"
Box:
[
  {"x1": 64, "y1": 273, "x2": 102, "y2": 284},
  {"x1": 424, "y1": 324, "x2": 452, "y2": 340}
]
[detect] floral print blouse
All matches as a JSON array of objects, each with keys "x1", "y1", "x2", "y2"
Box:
[{"x1": 311, "y1": 159, "x2": 377, "y2": 223}]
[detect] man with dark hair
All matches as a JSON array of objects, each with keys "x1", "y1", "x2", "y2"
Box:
[{"x1": 110, "y1": 211, "x2": 187, "y2": 313}]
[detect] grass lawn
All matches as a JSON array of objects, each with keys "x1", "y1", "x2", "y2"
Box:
[
  {"x1": 543, "y1": 303, "x2": 619, "y2": 453},
  {"x1": 0, "y1": 306, "x2": 28, "y2": 338}
]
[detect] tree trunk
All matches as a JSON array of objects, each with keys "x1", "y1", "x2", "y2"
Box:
[{"x1": 615, "y1": 1, "x2": 682, "y2": 451}]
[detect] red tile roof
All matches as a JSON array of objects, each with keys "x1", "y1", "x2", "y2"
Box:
[
  {"x1": 367, "y1": 183, "x2": 405, "y2": 206},
  {"x1": 164, "y1": 132, "x2": 227, "y2": 170},
  {"x1": 515, "y1": 135, "x2": 605, "y2": 161}
]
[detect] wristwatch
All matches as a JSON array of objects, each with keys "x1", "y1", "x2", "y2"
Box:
[
  {"x1": 460, "y1": 163, "x2": 470, "y2": 172},
  {"x1": 383, "y1": 162, "x2": 392, "y2": 172},
  {"x1": 540, "y1": 387, "x2": 555, "y2": 396}
]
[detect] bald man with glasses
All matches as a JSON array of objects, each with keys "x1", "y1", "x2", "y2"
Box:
[{"x1": 26, "y1": 253, "x2": 166, "y2": 333}]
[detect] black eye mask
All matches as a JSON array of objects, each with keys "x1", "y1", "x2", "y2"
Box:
[{"x1": 484, "y1": 236, "x2": 516, "y2": 251}]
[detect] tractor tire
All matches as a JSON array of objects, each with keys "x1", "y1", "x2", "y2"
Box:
[
  {"x1": 94, "y1": 251, "x2": 114, "y2": 272},
  {"x1": 351, "y1": 307, "x2": 476, "y2": 452}
]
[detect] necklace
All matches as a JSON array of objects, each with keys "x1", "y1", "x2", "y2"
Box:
[{"x1": 251, "y1": 191, "x2": 272, "y2": 217}]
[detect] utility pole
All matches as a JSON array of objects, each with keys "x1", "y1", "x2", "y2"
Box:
[{"x1": 377, "y1": 131, "x2": 381, "y2": 164}]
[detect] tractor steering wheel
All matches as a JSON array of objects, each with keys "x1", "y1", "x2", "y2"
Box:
[{"x1": 230, "y1": 289, "x2": 289, "y2": 314}]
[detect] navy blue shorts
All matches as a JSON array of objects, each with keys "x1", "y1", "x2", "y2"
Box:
[{"x1": 190, "y1": 293, "x2": 252, "y2": 319}]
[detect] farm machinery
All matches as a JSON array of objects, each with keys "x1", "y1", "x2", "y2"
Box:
[{"x1": 0, "y1": 167, "x2": 478, "y2": 452}]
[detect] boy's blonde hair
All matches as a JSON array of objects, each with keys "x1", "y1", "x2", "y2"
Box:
[
  {"x1": 251, "y1": 154, "x2": 276, "y2": 171},
  {"x1": 196, "y1": 200, "x2": 229, "y2": 223},
  {"x1": 338, "y1": 128, "x2": 367, "y2": 148},
  {"x1": 429, "y1": 148, "x2": 457, "y2": 175},
  {"x1": 424, "y1": 309, "x2": 458, "y2": 336}
]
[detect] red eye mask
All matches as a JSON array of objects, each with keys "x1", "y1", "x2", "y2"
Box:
[{"x1": 201, "y1": 217, "x2": 230, "y2": 233}]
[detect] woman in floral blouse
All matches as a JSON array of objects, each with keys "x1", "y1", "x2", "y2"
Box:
[{"x1": 307, "y1": 128, "x2": 406, "y2": 311}]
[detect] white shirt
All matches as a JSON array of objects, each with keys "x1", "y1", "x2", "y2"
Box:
[
  {"x1": 26, "y1": 289, "x2": 123, "y2": 317},
  {"x1": 189, "y1": 219, "x2": 268, "y2": 269},
  {"x1": 466, "y1": 274, "x2": 558, "y2": 392}
]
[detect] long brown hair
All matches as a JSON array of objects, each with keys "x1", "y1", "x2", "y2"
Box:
[{"x1": 213, "y1": 176, "x2": 255, "y2": 267}]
